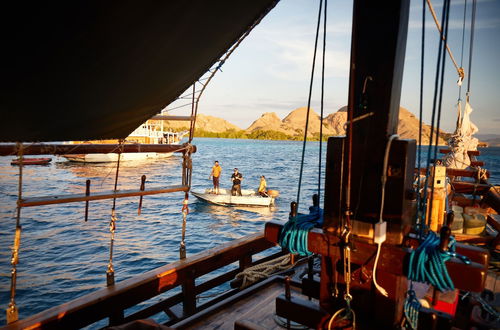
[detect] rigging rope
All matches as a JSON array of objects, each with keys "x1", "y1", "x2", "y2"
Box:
[
  {"x1": 6, "y1": 143, "x2": 23, "y2": 324},
  {"x1": 106, "y1": 139, "x2": 124, "y2": 287},
  {"x1": 466, "y1": 0, "x2": 477, "y2": 102},
  {"x1": 188, "y1": 3, "x2": 274, "y2": 143},
  {"x1": 457, "y1": 0, "x2": 468, "y2": 102},
  {"x1": 317, "y1": 0, "x2": 327, "y2": 201},
  {"x1": 296, "y1": 0, "x2": 323, "y2": 210},
  {"x1": 420, "y1": 0, "x2": 450, "y2": 228},
  {"x1": 416, "y1": 0, "x2": 426, "y2": 231},
  {"x1": 426, "y1": 0, "x2": 464, "y2": 83}
]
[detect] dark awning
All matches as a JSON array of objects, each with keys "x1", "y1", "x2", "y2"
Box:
[{"x1": 0, "y1": 1, "x2": 278, "y2": 142}]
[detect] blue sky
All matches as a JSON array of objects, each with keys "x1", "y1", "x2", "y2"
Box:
[{"x1": 168, "y1": 0, "x2": 500, "y2": 134}]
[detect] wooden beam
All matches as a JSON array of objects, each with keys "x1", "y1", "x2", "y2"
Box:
[
  {"x1": 470, "y1": 161, "x2": 485, "y2": 167},
  {"x1": 417, "y1": 167, "x2": 490, "y2": 179},
  {"x1": 19, "y1": 185, "x2": 190, "y2": 208},
  {"x1": 264, "y1": 221, "x2": 488, "y2": 292},
  {"x1": 0, "y1": 143, "x2": 196, "y2": 156},
  {"x1": 150, "y1": 115, "x2": 195, "y2": 121},
  {"x1": 439, "y1": 148, "x2": 480, "y2": 156},
  {"x1": 275, "y1": 295, "x2": 328, "y2": 329},
  {"x1": 451, "y1": 182, "x2": 492, "y2": 194}
]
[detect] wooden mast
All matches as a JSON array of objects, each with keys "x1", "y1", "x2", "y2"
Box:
[{"x1": 324, "y1": 0, "x2": 415, "y2": 243}]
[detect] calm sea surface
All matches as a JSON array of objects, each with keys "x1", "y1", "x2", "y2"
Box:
[{"x1": 0, "y1": 138, "x2": 499, "y2": 325}]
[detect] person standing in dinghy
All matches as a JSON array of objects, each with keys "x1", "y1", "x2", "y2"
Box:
[
  {"x1": 231, "y1": 168, "x2": 243, "y2": 196},
  {"x1": 209, "y1": 160, "x2": 222, "y2": 194}
]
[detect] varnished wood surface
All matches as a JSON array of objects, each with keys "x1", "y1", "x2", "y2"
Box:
[
  {"x1": 20, "y1": 185, "x2": 189, "y2": 207},
  {"x1": 265, "y1": 221, "x2": 488, "y2": 292},
  {"x1": 182, "y1": 281, "x2": 301, "y2": 330}
]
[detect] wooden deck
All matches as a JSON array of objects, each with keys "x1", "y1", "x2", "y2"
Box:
[
  {"x1": 175, "y1": 275, "x2": 312, "y2": 330},
  {"x1": 184, "y1": 280, "x2": 284, "y2": 329}
]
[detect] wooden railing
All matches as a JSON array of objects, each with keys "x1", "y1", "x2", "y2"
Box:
[{"x1": 4, "y1": 232, "x2": 281, "y2": 330}]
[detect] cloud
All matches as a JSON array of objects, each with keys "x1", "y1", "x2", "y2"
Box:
[{"x1": 263, "y1": 38, "x2": 350, "y2": 81}]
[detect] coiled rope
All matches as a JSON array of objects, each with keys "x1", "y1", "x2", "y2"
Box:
[
  {"x1": 407, "y1": 231, "x2": 455, "y2": 292},
  {"x1": 278, "y1": 205, "x2": 323, "y2": 256},
  {"x1": 234, "y1": 255, "x2": 293, "y2": 289},
  {"x1": 403, "y1": 289, "x2": 421, "y2": 330}
]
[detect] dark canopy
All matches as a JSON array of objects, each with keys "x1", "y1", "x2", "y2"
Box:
[{"x1": 0, "y1": 1, "x2": 278, "y2": 142}]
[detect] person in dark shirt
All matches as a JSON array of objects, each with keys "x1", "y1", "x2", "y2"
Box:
[{"x1": 231, "y1": 168, "x2": 243, "y2": 196}]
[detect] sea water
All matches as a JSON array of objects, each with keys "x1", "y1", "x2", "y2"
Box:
[{"x1": 0, "y1": 138, "x2": 499, "y2": 325}]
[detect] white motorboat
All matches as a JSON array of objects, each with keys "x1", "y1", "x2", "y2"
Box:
[
  {"x1": 63, "y1": 121, "x2": 188, "y2": 163},
  {"x1": 191, "y1": 188, "x2": 276, "y2": 207}
]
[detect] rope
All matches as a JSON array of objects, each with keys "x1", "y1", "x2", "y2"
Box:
[
  {"x1": 179, "y1": 193, "x2": 189, "y2": 259},
  {"x1": 106, "y1": 140, "x2": 124, "y2": 286},
  {"x1": 466, "y1": 0, "x2": 477, "y2": 102},
  {"x1": 457, "y1": 0, "x2": 467, "y2": 100},
  {"x1": 296, "y1": 0, "x2": 323, "y2": 210},
  {"x1": 188, "y1": 2, "x2": 276, "y2": 143},
  {"x1": 407, "y1": 231, "x2": 465, "y2": 292},
  {"x1": 278, "y1": 205, "x2": 323, "y2": 256},
  {"x1": 426, "y1": 0, "x2": 464, "y2": 82},
  {"x1": 421, "y1": 0, "x2": 450, "y2": 228},
  {"x1": 6, "y1": 143, "x2": 24, "y2": 324},
  {"x1": 416, "y1": 0, "x2": 426, "y2": 230},
  {"x1": 234, "y1": 255, "x2": 293, "y2": 289},
  {"x1": 318, "y1": 0, "x2": 327, "y2": 201},
  {"x1": 403, "y1": 289, "x2": 421, "y2": 330}
]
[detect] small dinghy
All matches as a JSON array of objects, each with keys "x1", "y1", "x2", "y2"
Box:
[
  {"x1": 11, "y1": 157, "x2": 52, "y2": 165},
  {"x1": 191, "y1": 188, "x2": 277, "y2": 207}
]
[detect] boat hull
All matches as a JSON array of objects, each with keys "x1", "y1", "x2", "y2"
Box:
[
  {"x1": 63, "y1": 152, "x2": 173, "y2": 163},
  {"x1": 11, "y1": 157, "x2": 52, "y2": 165},
  {"x1": 191, "y1": 188, "x2": 275, "y2": 207}
]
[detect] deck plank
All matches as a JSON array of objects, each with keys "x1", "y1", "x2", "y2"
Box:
[{"x1": 183, "y1": 282, "x2": 285, "y2": 330}]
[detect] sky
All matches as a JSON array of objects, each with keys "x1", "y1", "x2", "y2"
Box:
[{"x1": 167, "y1": 0, "x2": 500, "y2": 135}]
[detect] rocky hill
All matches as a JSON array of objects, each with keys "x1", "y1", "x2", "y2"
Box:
[
  {"x1": 162, "y1": 114, "x2": 240, "y2": 133},
  {"x1": 246, "y1": 106, "x2": 447, "y2": 144},
  {"x1": 160, "y1": 106, "x2": 448, "y2": 144}
]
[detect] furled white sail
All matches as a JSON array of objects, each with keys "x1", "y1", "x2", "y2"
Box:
[{"x1": 442, "y1": 101, "x2": 479, "y2": 169}]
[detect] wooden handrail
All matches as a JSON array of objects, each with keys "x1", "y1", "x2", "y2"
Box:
[
  {"x1": 19, "y1": 185, "x2": 189, "y2": 207},
  {"x1": 5, "y1": 232, "x2": 276, "y2": 329}
]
